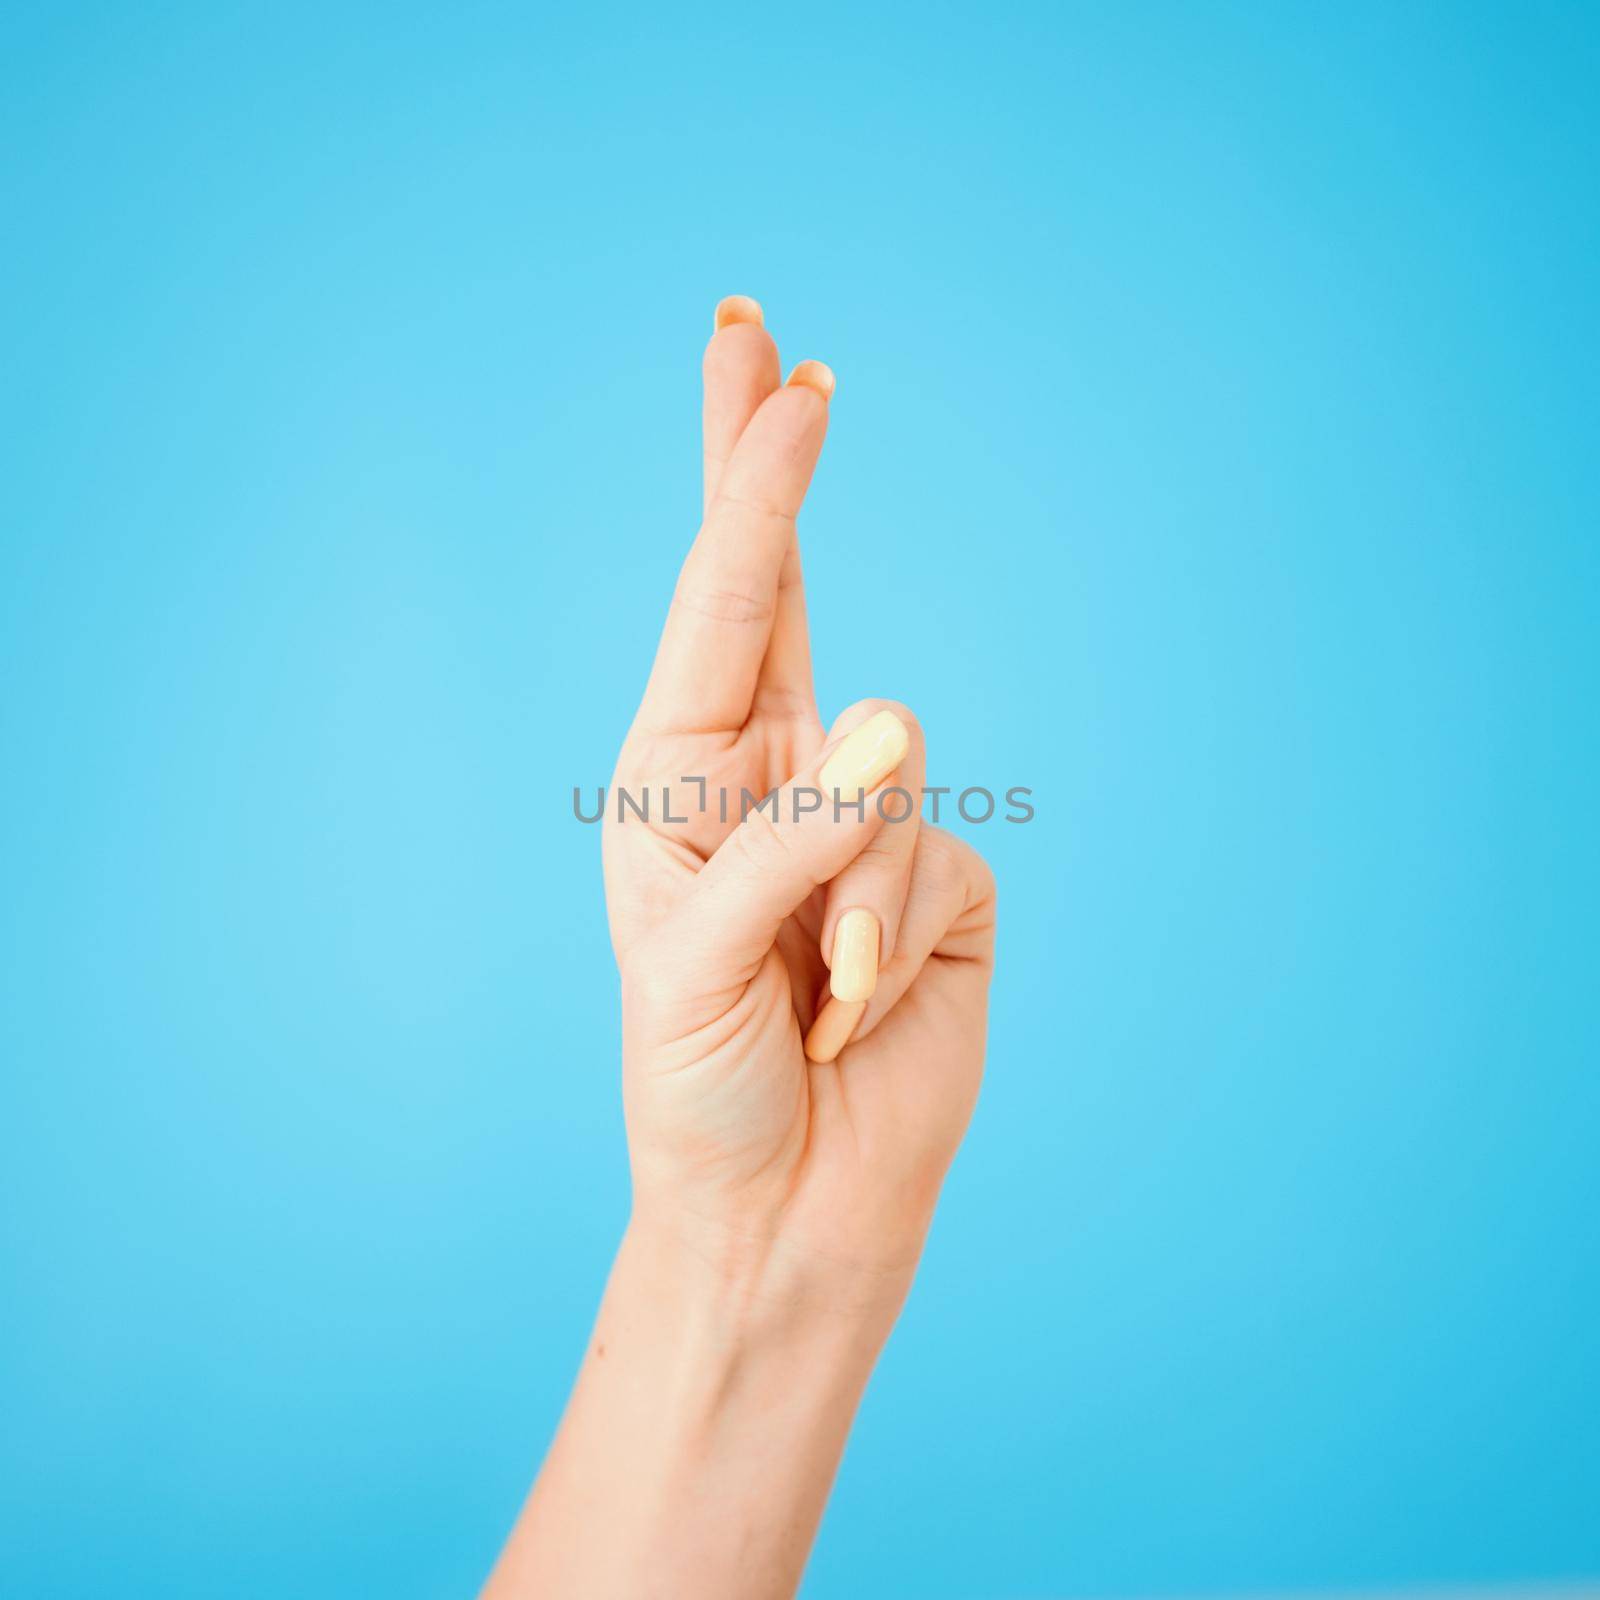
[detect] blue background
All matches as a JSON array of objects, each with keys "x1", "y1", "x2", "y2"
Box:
[{"x1": 3, "y1": 3, "x2": 1596, "y2": 1596}]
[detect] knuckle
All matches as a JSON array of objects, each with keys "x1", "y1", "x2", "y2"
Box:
[
  {"x1": 671, "y1": 585, "x2": 774, "y2": 625},
  {"x1": 919, "y1": 825, "x2": 993, "y2": 900},
  {"x1": 850, "y1": 828, "x2": 913, "y2": 870},
  {"x1": 711, "y1": 489, "x2": 796, "y2": 528},
  {"x1": 971, "y1": 852, "x2": 999, "y2": 908},
  {"x1": 917, "y1": 829, "x2": 966, "y2": 893},
  {"x1": 750, "y1": 682, "x2": 819, "y2": 723},
  {"x1": 732, "y1": 805, "x2": 805, "y2": 884}
]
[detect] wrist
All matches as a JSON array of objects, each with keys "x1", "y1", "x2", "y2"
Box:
[
  {"x1": 617, "y1": 1204, "x2": 919, "y2": 1365},
  {"x1": 492, "y1": 1208, "x2": 903, "y2": 1598}
]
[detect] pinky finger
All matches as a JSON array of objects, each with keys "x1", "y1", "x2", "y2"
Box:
[{"x1": 804, "y1": 826, "x2": 994, "y2": 1062}]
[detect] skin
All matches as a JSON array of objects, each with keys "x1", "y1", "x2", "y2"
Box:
[{"x1": 483, "y1": 297, "x2": 997, "y2": 1599}]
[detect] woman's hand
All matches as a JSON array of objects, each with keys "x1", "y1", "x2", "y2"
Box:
[
  {"x1": 485, "y1": 299, "x2": 996, "y2": 1600},
  {"x1": 607, "y1": 297, "x2": 996, "y2": 1313}
]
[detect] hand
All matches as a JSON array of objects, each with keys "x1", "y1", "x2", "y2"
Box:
[
  {"x1": 486, "y1": 298, "x2": 997, "y2": 1600},
  {"x1": 606, "y1": 296, "x2": 997, "y2": 1313}
]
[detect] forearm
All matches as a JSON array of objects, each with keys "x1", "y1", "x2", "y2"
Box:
[{"x1": 483, "y1": 1214, "x2": 909, "y2": 1599}]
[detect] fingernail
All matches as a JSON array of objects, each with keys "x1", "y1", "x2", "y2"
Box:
[
  {"x1": 830, "y1": 909, "x2": 880, "y2": 1003},
  {"x1": 786, "y1": 359, "x2": 835, "y2": 401},
  {"x1": 804, "y1": 995, "x2": 867, "y2": 1063},
  {"x1": 714, "y1": 294, "x2": 764, "y2": 331},
  {"x1": 818, "y1": 709, "x2": 909, "y2": 797}
]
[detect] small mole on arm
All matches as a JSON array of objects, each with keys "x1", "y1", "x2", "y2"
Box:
[{"x1": 595, "y1": 1343, "x2": 606, "y2": 1360}]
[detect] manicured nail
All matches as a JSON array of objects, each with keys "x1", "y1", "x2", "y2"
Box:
[
  {"x1": 786, "y1": 359, "x2": 835, "y2": 401},
  {"x1": 804, "y1": 995, "x2": 867, "y2": 1063},
  {"x1": 818, "y1": 709, "x2": 909, "y2": 797},
  {"x1": 829, "y1": 909, "x2": 880, "y2": 1003},
  {"x1": 714, "y1": 295, "x2": 764, "y2": 331}
]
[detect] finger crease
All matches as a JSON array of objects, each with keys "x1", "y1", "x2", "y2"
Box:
[
  {"x1": 714, "y1": 491, "x2": 797, "y2": 527},
  {"x1": 673, "y1": 588, "x2": 776, "y2": 625}
]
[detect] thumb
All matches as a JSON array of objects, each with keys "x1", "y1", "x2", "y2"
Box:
[{"x1": 675, "y1": 705, "x2": 913, "y2": 981}]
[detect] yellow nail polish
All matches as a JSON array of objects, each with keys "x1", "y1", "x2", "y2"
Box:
[
  {"x1": 714, "y1": 294, "x2": 764, "y2": 331},
  {"x1": 830, "y1": 909, "x2": 880, "y2": 1003},
  {"x1": 818, "y1": 709, "x2": 909, "y2": 797},
  {"x1": 804, "y1": 995, "x2": 867, "y2": 1063},
  {"x1": 786, "y1": 359, "x2": 835, "y2": 400}
]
